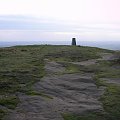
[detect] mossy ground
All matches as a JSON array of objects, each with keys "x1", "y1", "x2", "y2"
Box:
[
  {"x1": 26, "y1": 90, "x2": 53, "y2": 99},
  {"x1": 0, "y1": 109, "x2": 7, "y2": 120},
  {"x1": 63, "y1": 53, "x2": 120, "y2": 120},
  {"x1": 0, "y1": 96, "x2": 19, "y2": 109},
  {"x1": 63, "y1": 83, "x2": 120, "y2": 120},
  {"x1": 0, "y1": 45, "x2": 115, "y2": 119},
  {"x1": 62, "y1": 112, "x2": 109, "y2": 120}
]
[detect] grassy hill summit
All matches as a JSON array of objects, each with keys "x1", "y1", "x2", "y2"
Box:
[{"x1": 0, "y1": 45, "x2": 120, "y2": 120}]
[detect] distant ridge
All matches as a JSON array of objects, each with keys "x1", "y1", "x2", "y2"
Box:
[{"x1": 0, "y1": 40, "x2": 120, "y2": 50}]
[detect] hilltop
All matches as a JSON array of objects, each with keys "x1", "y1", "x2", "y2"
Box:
[{"x1": 0, "y1": 45, "x2": 120, "y2": 120}]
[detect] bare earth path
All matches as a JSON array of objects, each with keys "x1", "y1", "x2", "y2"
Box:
[{"x1": 4, "y1": 53, "x2": 116, "y2": 120}]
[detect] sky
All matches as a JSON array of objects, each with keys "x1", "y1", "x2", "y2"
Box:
[{"x1": 0, "y1": 0, "x2": 120, "y2": 42}]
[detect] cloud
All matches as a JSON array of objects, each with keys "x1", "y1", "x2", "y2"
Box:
[
  {"x1": 0, "y1": 15, "x2": 120, "y2": 42},
  {"x1": 0, "y1": 15, "x2": 74, "y2": 32},
  {"x1": 0, "y1": 0, "x2": 120, "y2": 23}
]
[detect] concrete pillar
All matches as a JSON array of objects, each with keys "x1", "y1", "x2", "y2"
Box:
[{"x1": 72, "y1": 38, "x2": 76, "y2": 46}]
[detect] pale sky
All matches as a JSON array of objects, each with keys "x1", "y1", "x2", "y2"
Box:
[{"x1": 0, "y1": 0, "x2": 120, "y2": 42}]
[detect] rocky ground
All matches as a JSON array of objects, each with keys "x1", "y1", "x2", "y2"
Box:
[{"x1": 3, "y1": 53, "x2": 119, "y2": 120}]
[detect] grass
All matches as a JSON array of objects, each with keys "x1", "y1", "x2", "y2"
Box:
[
  {"x1": 92, "y1": 76, "x2": 120, "y2": 120},
  {"x1": 97, "y1": 70, "x2": 120, "y2": 78},
  {"x1": 95, "y1": 59, "x2": 120, "y2": 78},
  {"x1": 0, "y1": 109, "x2": 7, "y2": 120},
  {"x1": 93, "y1": 76, "x2": 106, "y2": 87},
  {"x1": 0, "y1": 96, "x2": 20, "y2": 109},
  {"x1": 62, "y1": 51, "x2": 120, "y2": 120},
  {"x1": 0, "y1": 45, "x2": 46, "y2": 119},
  {"x1": 93, "y1": 58, "x2": 120, "y2": 119},
  {"x1": 59, "y1": 61, "x2": 102, "y2": 74},
  {"x1": 44, "y1": 45, "x2": 112, "y2": 62},
  {"x1": 100, "y1": 85, "x2": 120, "y2": 120},
  {"x1": 66, "y1": 64, "x2": 81, "y2": 73},
  {"x1": 61, "y1": 62, "x2": 83, "y2": 74},
  {"x1": 26, "y1": 90, "x2": 53, "y2": 99},
  {"x1": 62, "y1": 112, "x2": 109, "y2": 120},
  {"x1": 0, "y1": 45, "x2": 114, "y2": 119}
]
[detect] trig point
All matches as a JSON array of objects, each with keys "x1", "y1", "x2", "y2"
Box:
[{"x1": 72, "y1": 38, "x2": 76, "y2": 46}]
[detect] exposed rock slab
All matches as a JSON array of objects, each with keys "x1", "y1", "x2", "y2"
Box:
[{"x1": 4, "y1": 60, "x2": 104, "y2": 120}]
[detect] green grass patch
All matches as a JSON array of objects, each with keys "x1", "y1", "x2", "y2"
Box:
[
  {"x1": 93, "y1": 76, "x2": 107, "y2": 87},
  {"x1": 100, "y1": 85, "x2": 120, "y2": 120},
  {"x1": 0, "y1": 96, "x2": 20, "y2": 109},
  {"x1": 97, "y1": 69, "x2": 120, "y2": 78},
  {"x1": 44, "y1": 45, "x2": 107, "y2": 62},
  {"x1": 64, "y1": 63, "x2": 82, "y2": 74},
  {"x1": 0, "y1": 109, "x2": 7, "y2": 120},
  {"x1": 44, "y1": 45, "x2": 114, "y2": 62},
  {"x1": 26, "y1": 90, "x2": 53, "y2": 99},
  {"x1": 62, "y1": 112, "x2": 109, "y2": 120},
  {"x1": 61, "y1": 62, "x2": 101, "y2": 74}
]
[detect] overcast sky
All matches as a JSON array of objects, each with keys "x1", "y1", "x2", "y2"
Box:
[{"x1": 0, "y1": 0, "x2": 120, "y2": 42}]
